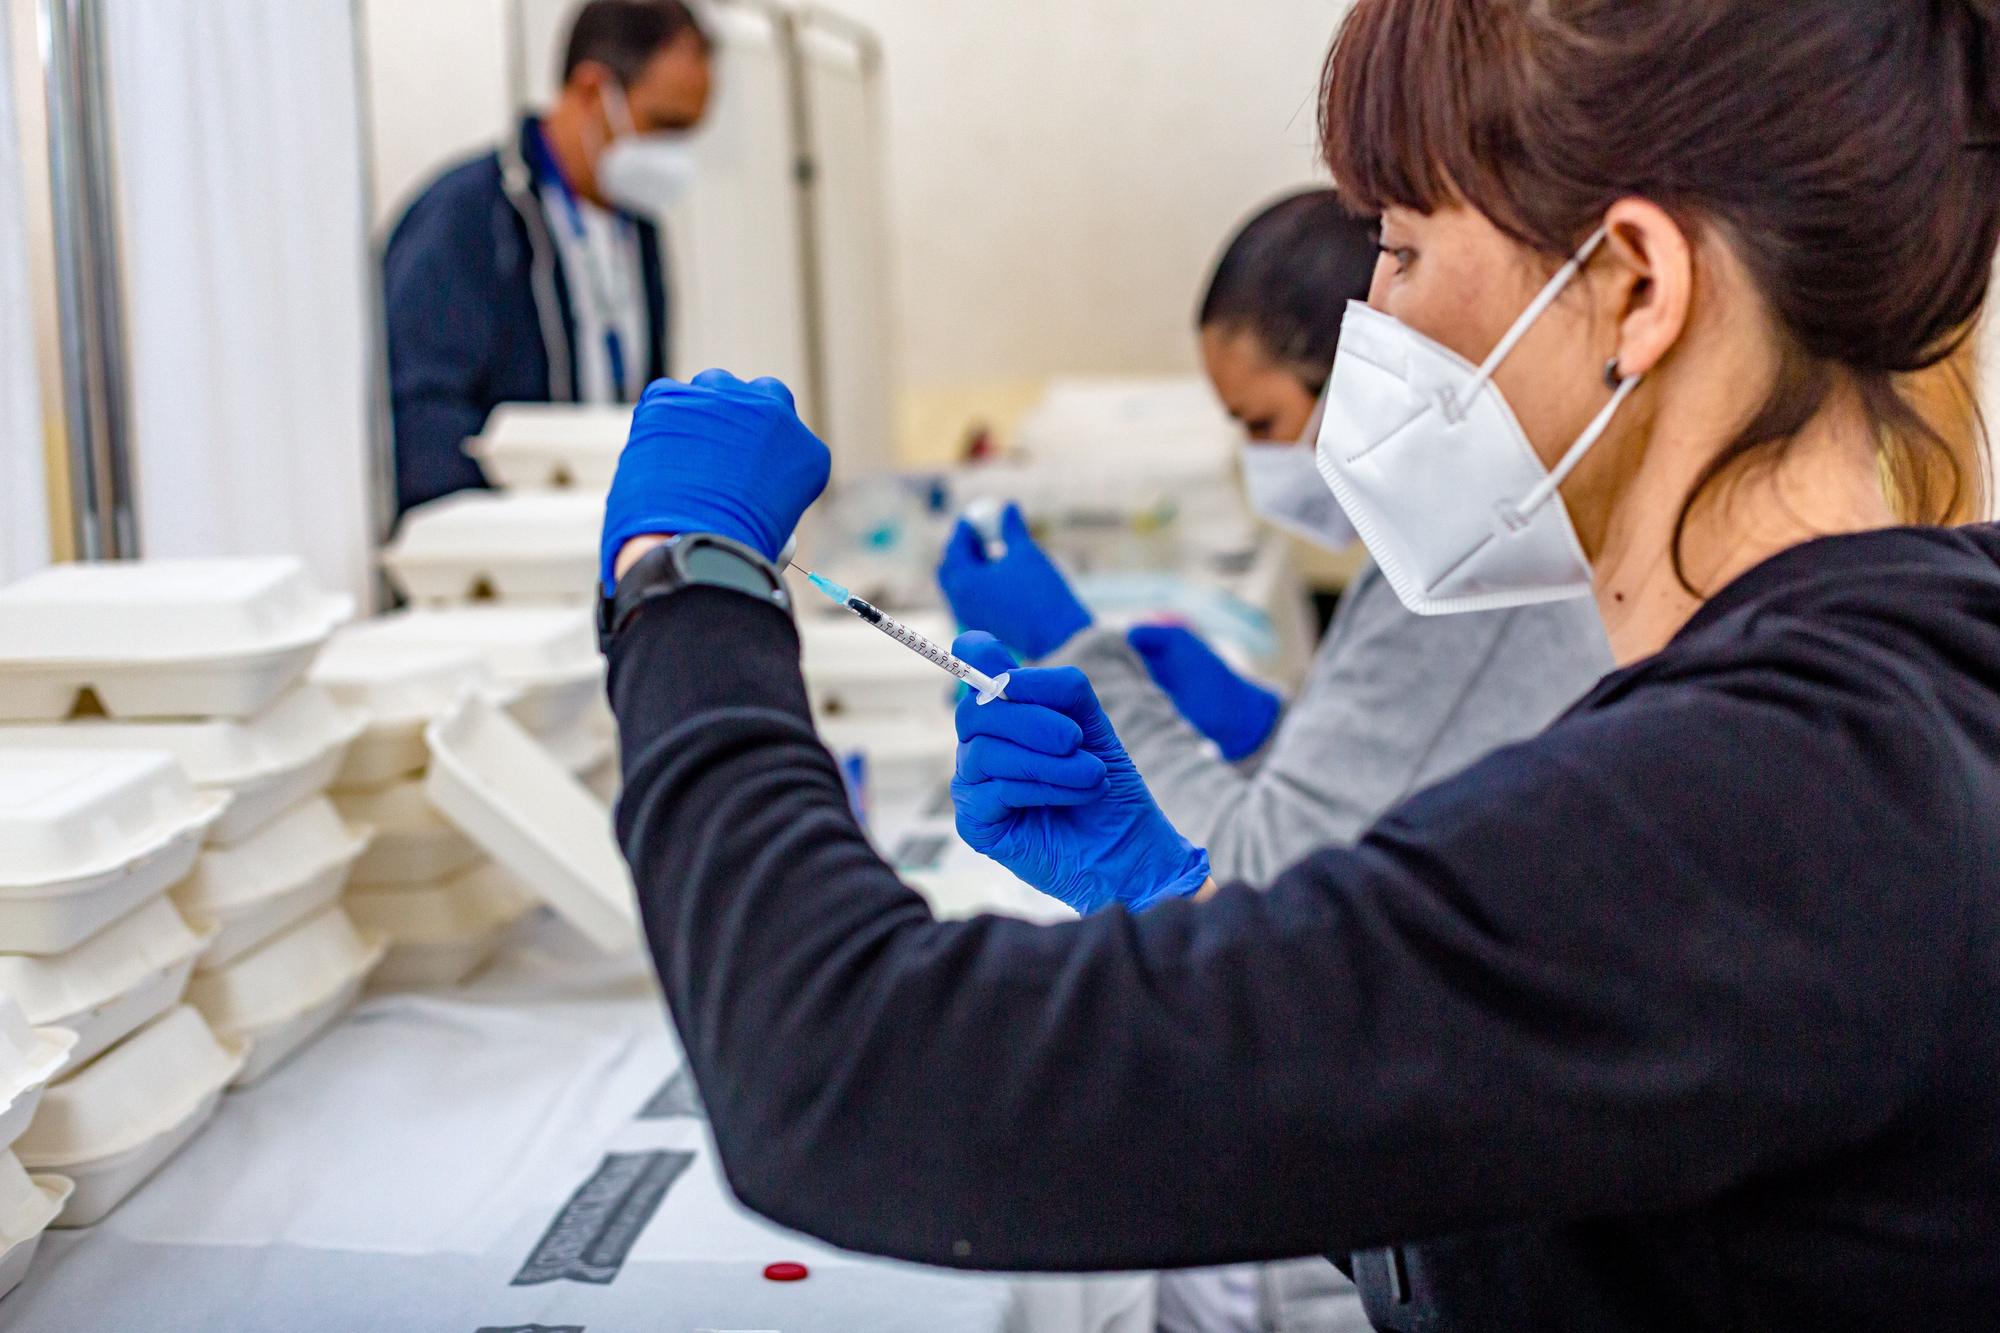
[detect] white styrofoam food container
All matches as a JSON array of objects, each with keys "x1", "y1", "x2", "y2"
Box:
[
  {"x1": 186, "y1": 906, "x2": 385, "y2": 1087},
  {"x1": 0, "y1": 558, "x2": 352, "y2": 721},
  {"x1": 347, "y1": 863, "x2": 535, "y2": 990},
  {"x1": 14, "y1": 1006, "x2": 244, "y2": 1227},
  {"x1": 311, "y1": 635, "x2": 495, "y2": 789},
  {"x1": 0, "y1": 1151, "x2": 70, "y2": 1304},
  {"x1": 583, "y1": 751, "x2": 620, "y2": 804},
  {"x1": 469, "y1": 402, "x2": 632, "y2": 490},
  {"x1": 0, "y1": 897, "x2": 209, "y2": 1071},
  {"x1": 0, "y1": 750, "x2": 227, "y2": 955},
  {"x1": 382, "y1": 491, "x2": 601, "y2": 605},
  {"x1": 425, "y1": 696, "x2": 638, "y2": 954},
  {"x1": 0, "y1": 686, "x2": 364, "y2": 846},
  {"x1": 332, "y1": 780, "x2": 484, "y2": 888},
  {"x1": 0, "y1": 998, "x2": 74, "y2": 1156},
  {"x1": 329, "y1": 607, "x2": 603, "y2": 737},
  {"x1": 173, "y1": 797, "x2": 372, "y2": 971},
  {"x1": 545, "y1": 721, "x2": 617, "y2": 781}
]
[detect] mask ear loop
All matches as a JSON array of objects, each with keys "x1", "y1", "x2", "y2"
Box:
[
  {"x1": 1499, "y1": 367, "x2": 1643, "y2": 533},
  {"x1": 1445, "y1": 227, "x2": 1610, "y2": 423},
  {"x1": 602, "y1": 79, "x2": 638, "y2": 139}
]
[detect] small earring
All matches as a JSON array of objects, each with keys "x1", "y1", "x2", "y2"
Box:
[{"x1": 1603, "y1": 357, "x2": 1624, "y2": 389}]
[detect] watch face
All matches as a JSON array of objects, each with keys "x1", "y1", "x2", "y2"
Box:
[{"x1": 684, "y1": 542, "x2": 779, "y2": 599}]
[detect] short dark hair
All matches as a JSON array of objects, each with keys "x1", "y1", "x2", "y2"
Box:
[
  {"x1": 1197, "y1": 190, "x2": 1379, "y2": 397},
  {"x1": 563, "y1": 0, "x2": 710, "y2": 87}
]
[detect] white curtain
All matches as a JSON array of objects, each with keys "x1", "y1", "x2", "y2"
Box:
[
  {"x1": 102, "y1": 0, "x2": 377, "y2": 602},
  {"x1": 0, "y1": 10, "x2": 50, "y2": 584}
]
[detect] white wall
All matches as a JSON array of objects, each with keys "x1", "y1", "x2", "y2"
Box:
[
  {"x1": 363, "y1": 0, "x2": 1352, "y2": 386},
  {"x1": 0, "y1": 0, "x2": 46, "y2": 580},
  {"x1": 361, "y1": 0, "x2": 514, "y2": 229},
  {"x1": 827, "y1": 0, "x2": 1352, "y2": 387}
]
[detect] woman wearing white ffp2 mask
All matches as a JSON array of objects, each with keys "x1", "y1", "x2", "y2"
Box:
[
  {"x1": 599, "y1": 1, "x2": 2000, "y2": 1329},
  {"x1": 1023, "y1": 190, "x2": 1611, "y2": 888},
  {"x1": 1317, "y1": 229, "x2": 1639, "y2": 616}
]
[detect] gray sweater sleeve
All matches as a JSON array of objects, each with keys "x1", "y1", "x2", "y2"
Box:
[{"x1": 1054, "y1": 564, "x2": 1614, "y2": 886}]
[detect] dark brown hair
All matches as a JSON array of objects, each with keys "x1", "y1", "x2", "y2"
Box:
[
  {"x1": 564, "y1": 0, "x2": 711, "y2": 87},
  {"x1": 1320, "y1": 0, "x2": 2000, "y2": 587},
  {"x1": 1198, "y1": 191, "x2": 1381, "y2": 396}
]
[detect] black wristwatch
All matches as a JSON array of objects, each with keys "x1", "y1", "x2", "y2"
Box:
[{"x1": 598, "y1": 533, "x2": 792, "y2": 652}]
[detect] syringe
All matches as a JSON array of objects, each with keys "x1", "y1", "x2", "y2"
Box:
[{"x1": 793, "y1": 564, "x2": 1010, "y2": 705}]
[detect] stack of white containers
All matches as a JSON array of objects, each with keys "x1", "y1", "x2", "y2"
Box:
[
  {"x1": 311, "y1": 409, "x2": 674, "y2": 986},
  {"x1": 0, "y1": 995, "x2": 72, "y2": 1301},
  {"x1": 311, "y1": 632, "x2": 534, "y2": 990},
  {"x1": 380, "y1": 490, "x2": 604, "y2": 607},
  {"x1": 380, "y1": 403, "x2": 626, "y2": 610},
  {"x1": 0, "y1": 559, "x2": 372, "y2": 1252},
  {"x1": 467, "y1": 403, "x2": 631, "y2": 495},
  {"x1": 313, "y1": 588, "x2": 639, "y2": 985}
]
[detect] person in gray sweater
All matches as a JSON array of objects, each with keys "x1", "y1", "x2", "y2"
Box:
[{"x1": 937, "y1": 191, "x2": 1614, "y2": 1333}]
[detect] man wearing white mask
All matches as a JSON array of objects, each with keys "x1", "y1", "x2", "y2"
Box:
[
  {"x1": 940, "y1": 192, "x2": 1613, "y2": 897},
  {"x1": 383, "y1": 0, "x2": 711, "y2": 513}
]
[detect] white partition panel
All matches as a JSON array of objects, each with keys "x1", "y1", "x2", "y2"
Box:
[
  {"x1": 0, "y1": 7, "x2": 47, "y2": 582},
  {"x1": 798, "y1": 13, "x2": 894, "y2": 480},
  {"x1": 658, "y1": 4, "x2": 814, "y2": 396},
  {"x1": 102, "y1": 0, "x2": 376, "y2": 603}
]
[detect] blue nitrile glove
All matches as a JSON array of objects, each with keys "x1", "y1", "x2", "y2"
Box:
[
  {"x1": 1127, "y1": 624, "x2": 1284, "y2": 762},
  {"x1": 601, "y1": 370, "x2": 833, "y2": 587},
  {"x1": 936, "y1": 503, "x2": 1092, "y2": 660},
  {"x1": 951, "y1": 633, "x2": 1211, "y2": 915}
]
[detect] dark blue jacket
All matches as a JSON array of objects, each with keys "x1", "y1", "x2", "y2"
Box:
[
  {"x1": 608, "y1": 524, "x2": 2000, "y2": 1332},
  {"x1": 382, "y1": 118, "x2": 669, "y2": 515}
]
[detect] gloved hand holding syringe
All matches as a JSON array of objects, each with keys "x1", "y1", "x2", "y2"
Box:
[{"x1": 791, "y1": 561, "x2": 1012, "y2": 705}]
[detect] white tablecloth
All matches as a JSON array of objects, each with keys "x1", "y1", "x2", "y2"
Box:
[{"x1": 4, "y1": 908, "x2": 1153, "y2": 1333}]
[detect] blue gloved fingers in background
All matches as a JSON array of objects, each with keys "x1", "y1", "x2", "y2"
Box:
[
  {"x1": 1125, "y1": 624, "x2": 1182, "y2": 666},
  {"x1": 999, "y1": 502, "x2": 1034, "y2": 549},
  {"x1": 942, "y1": 518, "x2": 991, "y2": 570},
  {"x1": 935, "y1": 500, "x2": 1092, "y2": 660},
  {"x1": 1123, "y1": 622, "x2": 1284, "y2": 763},
  {"x1": 956, "y1": 736, "x2": 1105, "y2": 788}
]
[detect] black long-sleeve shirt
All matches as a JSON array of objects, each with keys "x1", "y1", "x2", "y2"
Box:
[{"x1": 609, "y1": 526, "x2": 2000, "y2": 1332}]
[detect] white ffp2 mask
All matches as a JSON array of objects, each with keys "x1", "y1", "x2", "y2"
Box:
[
  {"x1": 1315, "y1": 228, "x2": 1640, "y2": 616},
  {"x1": 597, "y1": 82, "x2": 698, "y2": 217},
  {"x1": 1241, "y1": 391, "x2": 1356, "y2": 552}
]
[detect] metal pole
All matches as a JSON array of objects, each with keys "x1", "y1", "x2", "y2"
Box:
[
  {"x1": 774, "y1": 5, "x2": 830, "y2": 437},
  {"x1": 348, "y1": 0, "x2": 400, "y2": 609},
  {"x1": 38, "y1": 0, "x2": 135, "y2": 559}
]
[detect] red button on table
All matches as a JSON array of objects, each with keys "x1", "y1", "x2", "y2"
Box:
[{"x1": 764, "y1": 1262, "x2": 810, "y2": 1282}]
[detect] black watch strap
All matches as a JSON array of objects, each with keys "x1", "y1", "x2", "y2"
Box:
[{"x1": 598, "y1": 534, "x2": 792, "y2": 652}]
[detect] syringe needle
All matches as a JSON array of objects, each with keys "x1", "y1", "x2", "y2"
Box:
[{"x1": 792, "y1": 559, "x2": 1010, "y2": 704}]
